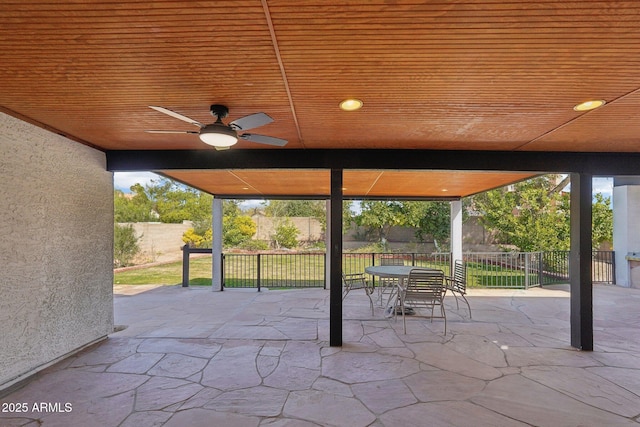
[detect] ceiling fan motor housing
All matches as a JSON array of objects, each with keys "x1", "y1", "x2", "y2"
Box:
[{"x1": 210, "y1": 104, "x2": 229, "y2": 119}]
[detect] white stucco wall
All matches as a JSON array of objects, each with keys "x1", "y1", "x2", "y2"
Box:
[
  {"x1": 0, "y1": 112, "x2": 114, "y2": 390},
  {"x1": 613, "y1": 185, "x2": 640, "y2": 287}
]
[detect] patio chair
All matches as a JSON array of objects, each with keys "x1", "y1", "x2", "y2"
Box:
[
  {"x1": 445, "y1": 260, "x2": 472, "y2": 318},
  {"x1": 377, "y1": 256, "x2": 405, "y2": 307},
  {"x1": 399, "y1": 269, "x2": 447, "y2": 335},
  {"x1": 342, "y1": 272, "x2": 375, "y2": 316}
]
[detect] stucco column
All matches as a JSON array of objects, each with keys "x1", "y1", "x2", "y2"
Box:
[
  {"x1": 450, "y1": 200, "x2": 463, "y2": 266},
  {"x1": 212, "y1": 197, "x2": 223, "y2": 291},
  {"x1": 613, "y1": 178, "x2": 640, "y2": 287}
]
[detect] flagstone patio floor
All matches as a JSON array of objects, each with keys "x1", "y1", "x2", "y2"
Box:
[{"x1": 2, "y1": 283, "x2": 640, "y2": 426}]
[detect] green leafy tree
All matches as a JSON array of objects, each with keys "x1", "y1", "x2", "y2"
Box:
[
  {"x1": 592, "y1": 192, "x2": 613, "y2": 247},
  {"x1": 154, "y1": 180, "x2": 213, "y2": 224},
  {"x1": 353, "y1": 200, "x2": 452, "y2": 250},
  {"x1": 404, "y1": 201, "x2": 451, "y2": 251},
  {"x1": 114, "y1": 188, "x2": 155, "y2": 222},
  {"x1": 471, "y1": 175, "x2": 612, "y2": 251},
  {"x1": 114, "y1": 224, "x2": 140, "y2": 267},
  {"x1": 118, "y1": 179, "x2": 214, "y2": 224},
  {"x1": 354, "y1": 201, "x2": 405, "y2": 246},
  {"x1": 343, "y1": 201, "x2": 356, "y2": 234}
]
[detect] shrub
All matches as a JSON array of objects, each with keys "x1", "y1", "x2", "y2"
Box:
[
  {"x1": 347, "y1": 242, "x2": 386, "y2": 253},
  {"x1": 182, "y1": 227, "x2": 212, "y2": 248},
  {"x1": 182, "y1": 215, "x2": 257, "y2": 249},
  {"x1": 114, "y1": 224, "x2": 140, "y2": 267},
  {"x1": 237, "y1": 239, "x2": 270, "y2": 251},
  {"x1": 272, "y1": 219, "x2": 300, "y2": 249},
  {"x1": 224, "y1": 216, "x2": 257, "y2": 247}
]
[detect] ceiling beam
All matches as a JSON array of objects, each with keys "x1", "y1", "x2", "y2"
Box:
[{"x1": 107, "y1": 149, "x2": 640, "y2": 176}]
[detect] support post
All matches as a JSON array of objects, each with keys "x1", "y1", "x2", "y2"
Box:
[
  {"x1": 330, "y1": 169, "x2": 343, "y2": 346},
  {"x1": 182, "y1": 245, "x2": 190, "y2": 287},
  {"x1": 450, "y1": 199, "x2": 463, "y2": 269},
  {"x1": 325, "y1": 199, "x2": 331, "y2": 291},
  {"x1": 570, "y1": 173, "x2": 593, "y2": 350},
  {"x1": 212, "y1": 197, "x2": 223, "y2": 292}
]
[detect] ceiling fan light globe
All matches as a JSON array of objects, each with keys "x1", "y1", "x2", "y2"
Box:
[{"x1": 199, "y1": 124, "x2": 238, "y2": 147}]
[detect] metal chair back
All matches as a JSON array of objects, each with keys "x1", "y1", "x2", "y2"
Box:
[{"x1": 401, "y1": 268, "x2": 447, "y2": 334}]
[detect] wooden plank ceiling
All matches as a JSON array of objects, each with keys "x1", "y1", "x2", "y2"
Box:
[
  {"x1": 164, "y1": 169, "x2": 537, "y2": 198},
  {"x1": 2, "y1": 1, "x2": 640, "y2": 197}
]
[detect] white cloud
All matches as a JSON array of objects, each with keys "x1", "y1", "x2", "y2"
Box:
[
  {"x1": 593, "y1": 177, "x2": 613, "y2": 199},
  {"x1": 239, "y1": 200, "x2": 265, "y2": 210},
  {"x1": 562, "y1": 177, "x2": 613, "y2": 201},
  {"x1": 113, "y1": 172, "x2": 163, "y2": 192}
]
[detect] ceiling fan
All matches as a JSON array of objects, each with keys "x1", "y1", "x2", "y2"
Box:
[{"x1": 146, "y1": 104, "x2": 287, "y2": 150}]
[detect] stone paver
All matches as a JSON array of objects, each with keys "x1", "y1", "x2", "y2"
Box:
[{"x1": 2, "y1": 284, "x2": 640, "y2": 426}]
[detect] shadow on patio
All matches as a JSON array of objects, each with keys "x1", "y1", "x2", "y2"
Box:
[{"x1": 2, "y1": 284, "x2": 640, "y2": 426}]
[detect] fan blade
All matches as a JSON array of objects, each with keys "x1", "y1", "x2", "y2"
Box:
[
  {"x1": 239, "y1": 133, "x2": 288, "y2": 146},
  {"x1": 229, "y1": 112, "x2": 273, "y2": 131},
  {"x1": 149, "y1": 106, "x2": 204, "y2": 128},
  {"x1": 145, "y1": 130, "x2": 199, "y2": 134}
]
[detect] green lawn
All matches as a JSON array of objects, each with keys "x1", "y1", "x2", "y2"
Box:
[{"x1": 114, "y1": 256, "x2": 213, "y2": 286}]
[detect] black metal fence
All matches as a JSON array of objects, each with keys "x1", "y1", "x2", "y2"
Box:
[
  {"x1": 223, "y1": 253, "x2": 326, "y2": 290},
  {"x1": 540, "y1": 250, "x2": 615, "y2": 285},
  {"x1": 464, "y1": 252, "x2": 545, "y2": 289},
  {"x1": 181, "y1": 246, "x2": 615, "y2": 290}
]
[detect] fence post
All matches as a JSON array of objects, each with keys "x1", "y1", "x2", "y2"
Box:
[
  {"x1": 182, "y1": 245, "x2": 190, "y2": 287},
  {"x1": 257, "y1": 253, "x2": 261, "y2": 292},
  {"x1": 371, "y1": 252, "x2": 376, "y2": 287},
  {"x1": 221, "y1": 253, "x2": 225, "y2": 291},
  {"x1": 524, "y1": 253, "x2": 530, "y2": 289},
  {"x1": 611, "y1": 251, "x2": 616, "y2": 285},
  {"x1": 323, "y1": 252, "x2": 327, "y2": 289},
  {"x1": 538, "y1": 251, "x2": 544, "y2": 287}
]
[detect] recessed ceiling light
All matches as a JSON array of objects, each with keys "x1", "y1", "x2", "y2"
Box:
[
  {"x1": 573, "y1": 100, "x2": 606, "y2": 112},
  {"x1": 441, "y1": 188, "x2": 448, "y2": 192},
  {"x1": 339, "y1": 99, "x2": 363, "y2": 111}
]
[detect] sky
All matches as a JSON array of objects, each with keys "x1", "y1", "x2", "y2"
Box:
[{"x1": 113, "y1": 172, "x2": 614, "y2": 201}]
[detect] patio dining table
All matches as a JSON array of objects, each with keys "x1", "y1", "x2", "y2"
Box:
[{"x1": 365, "y1": 265, "x2": 435, "y2": 317}]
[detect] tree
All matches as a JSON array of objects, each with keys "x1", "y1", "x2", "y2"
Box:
[
  {"x1": 114, "y1": 188, "x2": 155, "y2": 222},
  {"x1": 592, "y1": 192, "x2": 613, "y2": 247},
  {"x1": 353, "y1": 201, "x2": 405, "y2": 246},
  {"x1": 116, "y1": 179, "x2": 214, "y2": 224},
  {"x1": 353, "y1": 200, "x2": 452, "y2": 250},
  {"x1": 471, "y1": 175, "x2": 612, "y2": 251},
  {"x1": 404, "y1": 201, "x2": 451, "y2": 250}
]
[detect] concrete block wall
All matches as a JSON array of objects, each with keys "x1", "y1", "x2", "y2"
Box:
[
  {"x1": 120, "y1": 222, "x2": 193, "y2": 263},
  {"x1": 252, "y1": 216, "x2": 324, "y2": 242},
  {"x1": 0, "y1": 112, "x2": 114, "y2": 390}
]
